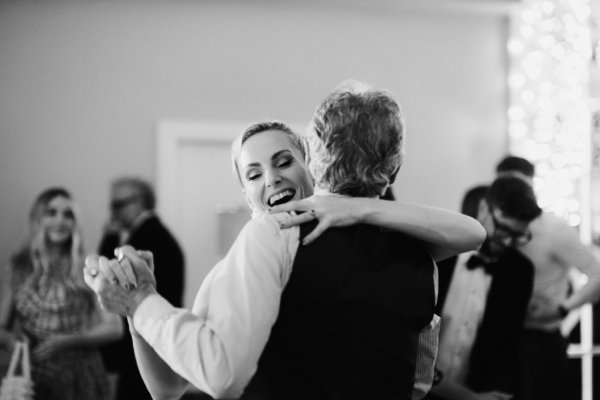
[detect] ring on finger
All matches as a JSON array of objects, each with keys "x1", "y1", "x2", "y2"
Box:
[
  {"x1": 309, "y1": 209, "x2": 317, "y2": 219},
  {"x1": 89, "y1": 268, "x2": 99, "y2": 278},
  {"x1": 116, "y1": 249, "x2": 124, "y2": 263}
]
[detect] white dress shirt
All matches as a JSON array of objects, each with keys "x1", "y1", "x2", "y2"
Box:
[
  {"x1": 133, "y1": 213, "x2": 299, "y2": 398},
  {"x1": 436, "y1": 252, "x2": 492, "y2": 385},
  {"x1": 519, "y1": 212, "x2": 600, "y2": 331}
]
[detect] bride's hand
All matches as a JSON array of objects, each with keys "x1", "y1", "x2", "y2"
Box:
[{"x1": 268, "y1": 195, "x2": 365, "y2": 245}]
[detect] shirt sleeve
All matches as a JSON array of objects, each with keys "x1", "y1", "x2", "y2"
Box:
[
  {"x1": 133, "y1": 213, "x2": 299, "y2": 399},
  {"x1": 550, "y1": 215, "x2": 600, "y2": 305},
  {"x1": 551, "y1": 217, "x2": 593, "y2": 270}
]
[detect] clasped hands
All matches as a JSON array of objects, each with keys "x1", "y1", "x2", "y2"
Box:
[{"x1": 83, "y1": 245, "x2": 157, "y2": 317}]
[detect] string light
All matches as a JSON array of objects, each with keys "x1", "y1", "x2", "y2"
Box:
[{"x1": 508, "y1": 0, "x2": 592, "y2": 228}]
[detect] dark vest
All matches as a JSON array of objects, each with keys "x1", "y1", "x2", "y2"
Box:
[{"x1": 243, "y1": 221, "x2": 436, "y2": 400}]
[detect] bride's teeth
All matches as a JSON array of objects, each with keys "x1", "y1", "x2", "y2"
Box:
[
  {"x1": 272, "y1": 191, "x2": 289, "y2": 202},
  {"x1": 269, "y1": 190, "x2": 294, "y2": 205}
]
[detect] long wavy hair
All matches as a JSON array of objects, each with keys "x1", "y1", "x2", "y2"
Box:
[{"x1": 11, "y1": 187, "x2": 87, "y2": 293}]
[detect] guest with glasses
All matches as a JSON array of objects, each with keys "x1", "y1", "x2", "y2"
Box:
[
  {"x1": 488, "y1": 207, "x2": 532, "y2": 247},
  {"x1": 495, "y1": 155, "x2": 600, "y2": 400},
  {"x1": 425, "y1": 176, "x2": 542, "y2": 400},
  {"x1": 97, "y1": 177, "x2": 184, "y2": 400}
]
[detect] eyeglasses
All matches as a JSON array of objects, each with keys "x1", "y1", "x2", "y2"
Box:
[
  {"x1": 110, "y1": 195, "x2": 139, "y2": 210},
  {"x1": 489, "y1": 209, "x2": 532, "y2": 247}
]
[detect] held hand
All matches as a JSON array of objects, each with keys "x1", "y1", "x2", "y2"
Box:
[
  {"x1": 116, "y1": 246, "x2": 157, "y2": 288},
  {"x1": 84, "y1": 256, "x2": 135, "y2": 316},
  {"x1": 135, "y1": 249, "x2": 155, "y2": 273},
  {"x1": 268, "y1": 194, "x2": 364, "y2": 245},
  {"x1": 84, "y1": 251, "x2": 157, "y2": 317},
  {"x1": 83, "y1": 247, "x2": 155, "y2": 290},
  {"x1": 105, "y1": 252, "x2": 138, "y2": 290}
]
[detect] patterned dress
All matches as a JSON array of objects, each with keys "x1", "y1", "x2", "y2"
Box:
[{"x1": 12, "y1": 269, "x2": 110, "y2": 400}]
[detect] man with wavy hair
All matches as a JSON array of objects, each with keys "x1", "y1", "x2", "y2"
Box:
[{"x1": 241, "y1": 81, "x2": 438, "y2": 399}]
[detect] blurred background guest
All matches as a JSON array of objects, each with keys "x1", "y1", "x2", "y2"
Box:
[
  {"x1": 98, "y1": 177, "x2": 185, "y2": 400},
  {"x1": 434, "y1": 185, "x2": 491, "y2": 317},
  {"x1": 495, "y1": 156, "x2": 600, "y2": 400},
  {"x1": 0, "y1": 187, "x2": 122, "y2": 400},
  {"x1": 427, "y1": 177, "x2": 542, "y2": 400}
]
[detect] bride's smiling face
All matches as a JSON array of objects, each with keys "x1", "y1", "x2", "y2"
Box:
[{"x1": 237, "y1": 129, "x2": 313, "y2": 214}]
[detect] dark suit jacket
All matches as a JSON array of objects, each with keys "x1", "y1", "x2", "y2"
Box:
[
  {"x1": 98, "y1": 214, "x2": 184, "y2": 399},
  {"x1": 99, "y1": 214, "x2": 184, "y2": 307},
  {"x1": 466, "y1": 248, "x2": 534, "y2": 393}
]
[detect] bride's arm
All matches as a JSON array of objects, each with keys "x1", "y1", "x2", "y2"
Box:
[{"x1": 269, "y1": 195, "x2": 485, "y2": 261}]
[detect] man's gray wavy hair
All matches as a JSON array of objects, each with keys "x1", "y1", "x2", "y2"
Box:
[{"x1": 307, "y1": 80, "x2": 405, "y2": 197}]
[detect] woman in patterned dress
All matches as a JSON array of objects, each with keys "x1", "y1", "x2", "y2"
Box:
[{"x1": 0, "y1": 187, "x2": 123, "y2": 400}]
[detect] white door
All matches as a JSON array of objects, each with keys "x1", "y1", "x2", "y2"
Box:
[{"x1": 156, "y1": 121, "x2": 251, "y2": 308}]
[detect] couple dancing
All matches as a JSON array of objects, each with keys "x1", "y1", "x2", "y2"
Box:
[{"x1": 84, "y1": 80, "x2": 485, "y2": 400}]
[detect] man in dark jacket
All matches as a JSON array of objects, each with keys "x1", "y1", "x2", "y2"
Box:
[
  {"x1": 99, "y1": 177, "x2": 184, "y2": 400},
  {"x1": 426, "y1": 178, "x2": 541, "y2": 400}
]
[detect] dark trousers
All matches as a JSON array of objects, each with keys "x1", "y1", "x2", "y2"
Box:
[{"x1": 515, "y1": 328, "x2": 569, "y2": 400}]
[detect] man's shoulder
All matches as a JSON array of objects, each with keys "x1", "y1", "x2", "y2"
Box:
[
  {"x1": 136, "y1": 213, "x2": 161, "y2": 229},
  {"x1": 130, "y1": 215, "x2": 182, "y2": 251},
  {"x1": 300, "y1": 223, "x2": 432, "y2": 267},
  {"x1": 134, "y1": 214, "x2": 172, "y2": 236},
  {"x1": 529, "y1": 212, "x2": 579, "y2": 248},
  {"x1": 308, "y1": 222, "x2": 424, "y2": 242},
  {"x1": 533, "y1": 211, "x2": 568, "y2": 231}
]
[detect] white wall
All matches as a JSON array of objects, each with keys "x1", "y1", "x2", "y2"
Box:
[{"x1": 0, "y1": 0, "x2": 510, "y2": 295}]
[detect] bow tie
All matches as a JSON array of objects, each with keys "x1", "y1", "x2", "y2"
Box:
[{"x1": 466, "y1": 254, "x2": 497, "y2": 271}]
